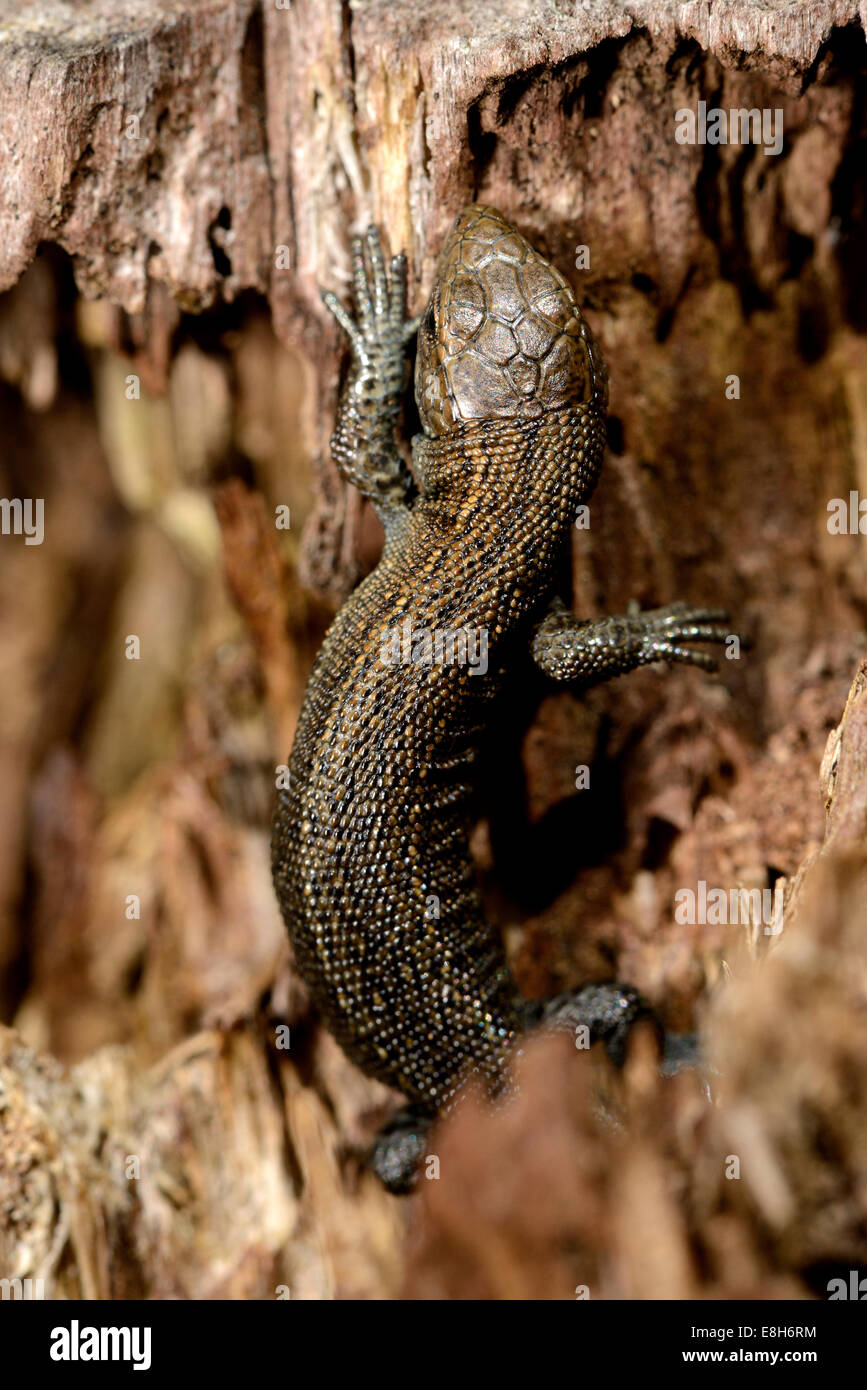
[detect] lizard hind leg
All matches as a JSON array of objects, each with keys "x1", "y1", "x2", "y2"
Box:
[
  {"x1": 364, "y1": 990, "x2": 709, "y2": 1194},
  {"x1": 521, "y1": 982, "x2": 662, "y2": 1067},
  {"x1": 322, "y1": 225, "x2": 420, "y2": 528},
  {"x1": 522, "y1": 984, "x2": 711, "y2": 1087}
]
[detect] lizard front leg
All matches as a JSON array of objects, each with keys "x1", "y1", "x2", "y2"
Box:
[
  {"x1": 532, "y1": 597, "x2": 736, "y2": 685},
  {"x1": 322, "y1": 225, "x2": 419, "y2": 531}
]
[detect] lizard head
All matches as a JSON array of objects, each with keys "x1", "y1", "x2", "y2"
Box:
[{"x1": 414, "y1": 204, "x2": 608, "y2": 438}]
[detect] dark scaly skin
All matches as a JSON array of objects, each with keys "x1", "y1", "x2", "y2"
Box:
[{"x1": 271, "y1": 207, "x2": 730, "y2": 1190}]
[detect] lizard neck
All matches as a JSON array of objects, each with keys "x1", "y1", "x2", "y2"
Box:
[
  {"x1": 395, "y1": 401, "x2": 606, "y2": 641},
  {"x1": 411, "y1": 400, "x2": 606, "y2": 546}
]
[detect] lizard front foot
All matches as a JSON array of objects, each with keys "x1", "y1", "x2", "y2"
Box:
[
  {"x1": 533, "y1": 597, "x2": 742, "y2": 684},
  {"x1": 322, "y1": 225, "x2": 419, "y2": 519}
]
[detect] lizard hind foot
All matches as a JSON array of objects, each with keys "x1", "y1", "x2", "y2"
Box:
[
  {"x1": 367, "y1": 1106, "x2": 434, "y2": 1195},
  {"x1": 524, "y1": 981, "x2": 662, "y2": 1067},
  {"x1": 523, "y1": 984, "x2": 713, "y2": 1090}
]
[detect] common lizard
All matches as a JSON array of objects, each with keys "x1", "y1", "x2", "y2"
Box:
[{"x1": 271, "y1": 206, "x2": 731, "y2": 1191}]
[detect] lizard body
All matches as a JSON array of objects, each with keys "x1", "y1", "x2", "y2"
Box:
[{"x1": 271, "y1": 207, "x2": 729, "y2": 1187}]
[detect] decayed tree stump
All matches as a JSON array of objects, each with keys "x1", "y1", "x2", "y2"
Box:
[{"x1": 1, "y1": 0, "x2": 866, "y2": 1299}]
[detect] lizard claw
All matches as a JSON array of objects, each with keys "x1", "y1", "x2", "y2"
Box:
[
  {"x1": 644, "y1": 640, "x2": 720, "y2": 672},
  {"x1": 321, "y1": 288, "x2": 365, "y2": 356},
  {"x1": 631, "y1": 601, "x2": 746, "y2": 669}
]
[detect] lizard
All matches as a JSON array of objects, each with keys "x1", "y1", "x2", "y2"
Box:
[{"x1": 271, "y1": 205, "x2": 733, "y2": 1193}]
